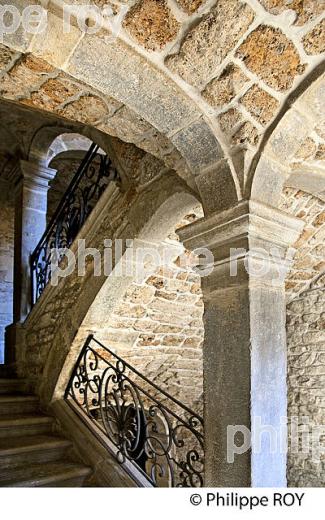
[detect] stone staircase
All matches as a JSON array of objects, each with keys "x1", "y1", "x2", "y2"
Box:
[{"x1": 0, "y1": 372, "x2": 92, "y2": 487}]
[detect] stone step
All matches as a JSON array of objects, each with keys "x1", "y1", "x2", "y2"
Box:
[
  {"x1": 0, "y1": 365, "x2": 16, "y2": 378},
  {"x1": 0, "y1": 461, "x2": 92, "y2": 487},
  {"x1": 0, "y1": 435, "x2": 72, "y2": 470},
  {"x1": 0, "y1": 379, "x2": 26, "y2": 395},
  {"x1": 0, "y1": 395, "x2": 39, "y2": 416},
  {"x1": 0, "y1": 415, "x2": 54, "y2": 438}
]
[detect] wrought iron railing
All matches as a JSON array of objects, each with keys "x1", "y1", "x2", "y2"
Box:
[
  {"x1": 65, "y1": 335, "x2": 204, "y2": 487},
  {"x1": 30, "y1": 144, "x2": 119, "y2": 304}
]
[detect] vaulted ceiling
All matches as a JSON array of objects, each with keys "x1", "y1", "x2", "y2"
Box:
[{"x1": 0, "y1": 0, "x2": 324, "y2": 211}]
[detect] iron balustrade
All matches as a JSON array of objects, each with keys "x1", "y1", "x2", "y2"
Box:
[
  {"x1": 65, "y1": 334, "x2": 204, "y2": 487},
  {"x1": 30, "y1": 144, "x2": 119, "y2": 305}
]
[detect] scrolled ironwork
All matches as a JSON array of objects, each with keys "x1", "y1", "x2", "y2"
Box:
[
  {"x1": 65, "y1": 335, "x2": 204, "y2": 487},
  {"x1": 30, "y1": 144, "x2": 119, "y2": 304}
]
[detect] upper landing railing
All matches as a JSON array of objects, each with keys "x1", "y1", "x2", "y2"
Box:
[{"x1": 30, "y1": 144, "x2": 119, "y2": 305}]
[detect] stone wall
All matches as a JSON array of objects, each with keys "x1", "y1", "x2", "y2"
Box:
[
  {"x1": 21, "y1": 182, "x2": 137, "y2": 393},
  {"x1": 286, "y1": 276, "x2": 325, "y2": 487},
  {"x1": 0, "y1": 180, "x2": 14, "y2": 363},
  {"x1": 281, "y1": 188, "x2": 325, "y2": 301},
  {"x1": 95, "y1": 211, "x2": 204, "y2": 414},
  {"x1": 283, "y1": 188, "x2": 325, "y2": 486}
]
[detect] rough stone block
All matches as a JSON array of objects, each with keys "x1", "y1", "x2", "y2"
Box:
[
  {"x1": 232, "y1": 121, "x2": 259, "y2": 146},
  {"x1": 123, "y1": 0, "x2": 180, "y2": 50},
  {"x1": 165, "y1": 0, "x2": 255, "y2": 88},
  {"x1": 218, "y1": 108, "x2": 243, "y2": 134},
  {"x1": 303, "y1": 18, "x2": 325, "y2": 55},
  {"x1": 176, "y1": 0, "x2": 204, "y2": 14},
  {"x1": 0, "y1": 55, "x2": 55, "y2": 99},
  {"x1": 0, "y1": 44, "x2": 18, "y2": 70},
  {"x1": 236, "y1": 25, "x2": 305, "y2": 91},
  {"x1": 202, "y1": 63, "x2": 249, "y2": 108},
  {"x1": 259, "y1": 0, "x2": 325, "y2": 26},
  {"x1": 58, "y1": 95, "x2": 110, "y2": 125},
  {"x1": 240, "y1": 84, "x2": 279, "y2": 125},
  {"x1": 23, "y1": 76, "x2": 81, "y2": 111},
  {"x1": 124, "y1": 284, "x2": 155, "y2": 304}
]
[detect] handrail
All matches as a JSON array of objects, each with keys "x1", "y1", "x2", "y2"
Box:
[
  {"x1": 91, "y1": 336, "x2": 204, "y2": 425},
  {"x1": 65, "y1": 334, "x2": 204, "y2": 488},
  {"x1": 33, "y1": 143, "x2": 98, "y2": 254},
  {"x1": 30, "y1": 144, "x2": 119, "y2": 305}
]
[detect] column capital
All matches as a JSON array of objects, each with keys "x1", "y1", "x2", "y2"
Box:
[
  {"x1": 178, "y1": 200, "x2": 304, "y2": 292},
  {"x1": 15, "y1": 160, "x2": 57, "y2": 192}
]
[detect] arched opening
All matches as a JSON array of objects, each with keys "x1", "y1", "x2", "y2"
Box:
[
  {"x1": 90, "y1": 207, "x2": 204, "y2": 415},
  {"x1": 0, "y1": 0, "x2": 324, "y2": 492},
  {"x1": 45, "y1": 133, "x2": 107, "y2": 224},
  {"x1": 45, "y1": 185, "x2": 205, "y2": 486}
]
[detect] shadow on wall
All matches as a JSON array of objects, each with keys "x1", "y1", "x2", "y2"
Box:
[{"x1": 0, "y1": 182, "x2": 14, "y2": 364}]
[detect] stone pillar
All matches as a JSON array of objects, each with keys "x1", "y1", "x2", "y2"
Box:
[
  {"x1": 178, "y1": 200, "x2": 304, "y2": 487},
  {"x1": 13, "y1": 161, "x2": 56, "y2": 322}
]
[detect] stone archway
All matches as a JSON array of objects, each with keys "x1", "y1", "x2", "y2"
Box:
[
  {"x1": 251, "y1": 71, "x2": 325, "y2": 488},
  {"x1": 16, "y1": 169, "x2": 202, "y2": 404},
  {"x1": 37, "y1": 131, "x2": 106, "y2": 223},
  {"x1": 2, "y1": 1, "x2": 323, "y2": 213},
  {"x1": 1, "y1": 0, "x2": 324, "y2": 489},
  {"x1": 54, "y1": 201, "x2": 205, "y2": 415},
  {"x1": 251, "y1": 73, "x2": 325, "y2": 206}
]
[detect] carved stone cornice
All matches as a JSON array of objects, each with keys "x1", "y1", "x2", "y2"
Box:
[
  {"x1": 16, "y1": 160, "x2": 57, "y2": 191},
  {"x1": 177, "y1": 200, "x2": 305, "y2": 292}
]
